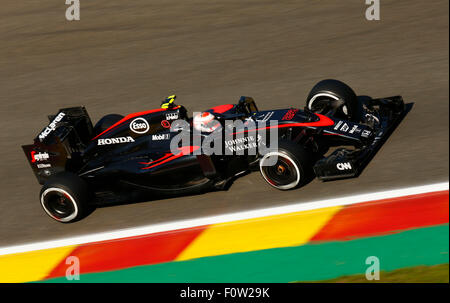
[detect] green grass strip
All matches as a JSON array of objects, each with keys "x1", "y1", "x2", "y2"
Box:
[
  {"x1": 43, "y1": 224, "x2": 449, "y2": 283},
  {"x1": 300, "y1": 263, "x2": 449, "y2": 283}
]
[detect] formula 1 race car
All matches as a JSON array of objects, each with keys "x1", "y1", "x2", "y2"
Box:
[{"x1": 22, "y1": 79, "x2": 407, "y2": 222}]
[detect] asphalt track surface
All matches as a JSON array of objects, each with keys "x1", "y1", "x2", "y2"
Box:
[{"x1": 0, "y1": 0, "x2": 448, "y2": 246}]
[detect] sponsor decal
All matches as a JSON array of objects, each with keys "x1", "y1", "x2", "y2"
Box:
[
  {"x1": 31, "y1": 151, "x2": 50, "y2": 162},
  {"x1": 255, "y1": 112, "x2": 274, "y2": 122},
  {"x1": 38, "y1": 112, "x2": 66, "y2": 141},
  {"x1": 337, "y1": 162, "x2": 352, "y2": 170},
  {"x1": 37, "y1": 163, "x2": 51, "y2": 169},
  {"x1": 281, "y1": 109, "x2": 299, "y2": 121},
  {"x1": 349, "y1": 125, "x2": 362, "y2": 134},
  {"x1": 340, "y1": 123, "x2": 349, "y2": 132},
  {"x1": 362, "y1": 130, "x2": 372, "y2": 138},
  {"x1": 334, "y1": 121, "x2": 343, "y2": 130},
  {"x1": 165, "y1": 112, "x2": 179, "y2": 120},
  {"x1": 152, "y1": 134, "x2": 170, "y2": 141},
  {"x1": 98, "y1": 136, "x2": 135, "y2": 145},
  {"x1": 161, "y1": 120, "x2": 171, "y2": 128},
  {"x1": 225, "y1": 135, "x2": 261, "y2": 153},
  {"x1": 130, "y1": 118, "x2": 149, "y2": 134}
]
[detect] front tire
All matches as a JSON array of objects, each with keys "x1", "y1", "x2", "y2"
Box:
[
  {"x1": 40, "y1": 172, "x2": 91, "y2": 223},
  {"x1": 306, "y1": 79, "x2": 361, "y2": 122},
  {"x1": 259, "y1": 141, "x2": 312, "y2": 190}
]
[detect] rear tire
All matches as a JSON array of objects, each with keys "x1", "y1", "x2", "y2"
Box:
[
  {"x1": 306, "y1": 79, "x2": 361, "y2": 122},
  {"x1": 40, "y1": 172, "x2": 91, "y2": 223},
  {"x1": 259, "y1": 141, "x2": 312, "y2": 190}
]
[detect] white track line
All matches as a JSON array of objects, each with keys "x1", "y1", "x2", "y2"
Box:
[{"x1": 0, "y1": 182, "x2": 448, "y2": 256}]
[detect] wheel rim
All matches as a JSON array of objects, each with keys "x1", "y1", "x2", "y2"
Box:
[
  {"x1": 308, "y1": 93, "x2": 348, "y2": 117},
  {"x1": 41, "y1": 188, "x2": 78, "y2": 222},
  {"x1": 260, "y1": 152, "x2": 300, "y2": 190}
]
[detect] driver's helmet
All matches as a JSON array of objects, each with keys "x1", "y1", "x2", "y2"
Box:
[
  {"x1": 161, "y1": 95, "x2": 177, "y2": 109},
  {"x1": 193, "y1": 111, "x2": 221, "y2": 133},
  {"x1": 160, "y1": 94, "x2": 189, "y2": 121}
]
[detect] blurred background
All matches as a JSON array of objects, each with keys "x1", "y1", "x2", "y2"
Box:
[{"x1": 0, "y1": 0, "x2": 448, "y2": 257}]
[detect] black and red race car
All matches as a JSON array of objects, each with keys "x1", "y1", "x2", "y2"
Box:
[{"x1": 22, "y1": 79, "x2": 407, "y2": 222}]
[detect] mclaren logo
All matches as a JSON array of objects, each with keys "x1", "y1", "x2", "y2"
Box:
[
  {"x1": 38, "y1": 112, "x2": 66, "y2": 141},
  {"x1": 130, "y1": 118, "x2": 149, "y2": 134},
  {"x1": 98, "y1": 136, "x2": 135, "y2": 145}
]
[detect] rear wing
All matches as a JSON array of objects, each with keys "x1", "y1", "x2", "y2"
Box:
[{"x1": 22, "y1": 107, "x2": 93, "y2": 184}]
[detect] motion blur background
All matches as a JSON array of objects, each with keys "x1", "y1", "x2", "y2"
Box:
[{"x1": 0, "y1": 0, "x2": 448, "y2": 245}]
